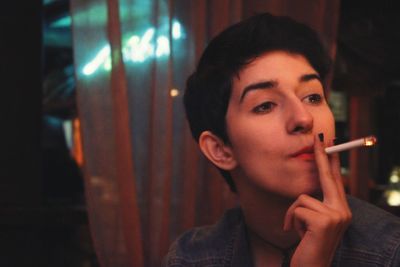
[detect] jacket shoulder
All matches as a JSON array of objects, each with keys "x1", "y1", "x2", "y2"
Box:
[
  {"x1": 337, "y1": 196, "x2": 400, "y2": 266},
  {"x1": 163, "y1": 207, "x2": 244, "y2": 267}
]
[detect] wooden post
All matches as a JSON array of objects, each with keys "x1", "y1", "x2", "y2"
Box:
[{"x1": 349, "y1": 95, "x2": 373, "y2": 200}]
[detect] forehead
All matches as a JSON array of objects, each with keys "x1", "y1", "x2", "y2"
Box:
[{"x1": 231, "y1": 51, "x2": 317, "y2": 97}]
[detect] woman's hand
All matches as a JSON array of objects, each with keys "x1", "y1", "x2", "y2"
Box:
[{"x1": 283, "y1": 133, "x2": 352, "y2": 267}]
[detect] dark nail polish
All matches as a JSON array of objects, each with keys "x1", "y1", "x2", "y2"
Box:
[{"x1": 318, "y1": 133, "x2": 324, "y2": 142}]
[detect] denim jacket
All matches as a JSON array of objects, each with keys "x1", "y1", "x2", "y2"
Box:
[{"x1": 163, "y1": 196, "x2": 400, "y2": 266}]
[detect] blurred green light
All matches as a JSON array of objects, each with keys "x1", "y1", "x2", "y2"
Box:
[
  {"x1": 172, "y1": 21, "x2": 182, "y2": 39},
  {"x1": 82, "y1": 20, "x2": 184, "y2": 76},
  {"x1": 125, "y1": 35, "x2": 142, "y2": 61},
  {"x1": 82, "y1": 45, "x2": 110, "y2": 75},
  {"x1": 50, "y1": 16, "x2": 72, "y2": 28},
  {"x1": 156, "y1": 36, "x2": 170, "y2": 57},
  {"x1": 104, "y1": 57, "x2": 112, "y2": 71},
  {"x1": 142, "y1": 28, "x2": 155, "y2": 44}
]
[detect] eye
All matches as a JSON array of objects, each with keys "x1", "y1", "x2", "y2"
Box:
[
  {"x1": 252, "y1": 102, "x2": 276, "y2": 114},
  {"x1": 304, "y1": 93, "x2": 323, "y2": 105}
]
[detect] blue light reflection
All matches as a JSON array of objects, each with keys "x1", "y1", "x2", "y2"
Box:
[{"x1": 82, "y1": 21, "x2": 184, "y2": 76}]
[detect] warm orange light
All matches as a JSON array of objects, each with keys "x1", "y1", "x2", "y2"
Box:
[
  {"x1": 72, "y1": 118, "x2": 84, "y2": 167},
  {"x1": 170, "y1": 88, "x2": 179, "y2": 97}
]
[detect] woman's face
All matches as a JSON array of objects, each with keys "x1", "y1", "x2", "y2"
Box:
[{"x1": 225, "y1": 51, "x2": 335, "y2": 199}]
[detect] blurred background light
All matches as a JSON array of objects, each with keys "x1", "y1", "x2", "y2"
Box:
[
  {"x1": 172, "y1": 20, "x2": 182, "y2": 39},
  {"x1": 82, "y1": 45, "x2": 111, "y2": 76},
  {"x1": 82, "y1": 20, "x2": 184, "y2": 76},
  {"x1": 170, "y1": 88, "x2": 179, "y2": 97}
]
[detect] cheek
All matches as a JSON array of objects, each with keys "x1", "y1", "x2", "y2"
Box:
[
  {"x1": 227, "y1": 116, "x2": 282, "y2": 147},
  {"x1": 314, "y1": 109, "x2": 335, "y2": 140},
  {"x1": 227, "y1": 120, "x2": 285, "y2": 165}
]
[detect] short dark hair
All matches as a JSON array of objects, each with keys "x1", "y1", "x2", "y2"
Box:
[{"x1": 184, "y1": 12, "x2": 332, "y2": 192}]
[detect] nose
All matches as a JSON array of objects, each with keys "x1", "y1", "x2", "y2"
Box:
[{"x1": 286, "y1": 100, "x2": 313, "y2": 134}]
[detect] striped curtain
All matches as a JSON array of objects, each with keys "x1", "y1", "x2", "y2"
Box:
[{"x1": 70, "y1": 0, "x2": 340, "y2": 266}]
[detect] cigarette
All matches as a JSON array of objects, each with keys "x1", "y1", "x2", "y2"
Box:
[{"x1": 325, "y1": 135, "x2": 377, "y2": 154}]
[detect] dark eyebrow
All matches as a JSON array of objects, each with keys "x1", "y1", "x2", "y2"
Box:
[
  {"x1": 300, "y1": 73, "x2": 321, "y2": 83},
  {"x1": 239, "y1": 73, "x2": 322, "y2": 103},
  {"x1": 239, "y1": 80, "x2": 277, "y2": 103}
]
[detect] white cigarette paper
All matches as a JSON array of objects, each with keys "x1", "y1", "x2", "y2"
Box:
[{"x1": 325, "y1": 136, "x2": 377, "y2": 154}]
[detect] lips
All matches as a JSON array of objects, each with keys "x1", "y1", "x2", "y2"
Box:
[{"x1": 290, "y1": 146, "x2": 315, "y2": 160}]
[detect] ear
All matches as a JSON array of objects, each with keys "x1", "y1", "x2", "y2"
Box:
[{"x1": 198, "y1": 131, "x2": 237, "y2": 171}]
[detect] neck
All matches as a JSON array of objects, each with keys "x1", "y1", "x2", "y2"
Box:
[
  {"x1": 239, "y1": 191, "x2": 299, "y2": 267},
  {"x1": 235, "y1": 182, "x2": 301, "y2": 262},
  {"x1": 249, "y1": 228, "x2": 297, "y2": 267},
  {"x1": 241, "y1": 192, "x2": 299, "y2": 247}
]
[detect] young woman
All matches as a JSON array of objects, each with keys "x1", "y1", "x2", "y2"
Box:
[{"x1": 164, "y1": 13, "x2": 400, "y2": 267}]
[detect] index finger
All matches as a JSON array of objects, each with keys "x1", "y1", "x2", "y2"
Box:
[
  {"x1": 314, "y1": 133, "x2": 340, "y2": 204},
  {"x1": 329, "y1": 149, "x2": 347, "y2": 202}
]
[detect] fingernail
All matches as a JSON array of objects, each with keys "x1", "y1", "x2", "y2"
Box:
[{"x1": 318, "y1": 133, "x2": 324, "y2": 142}]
